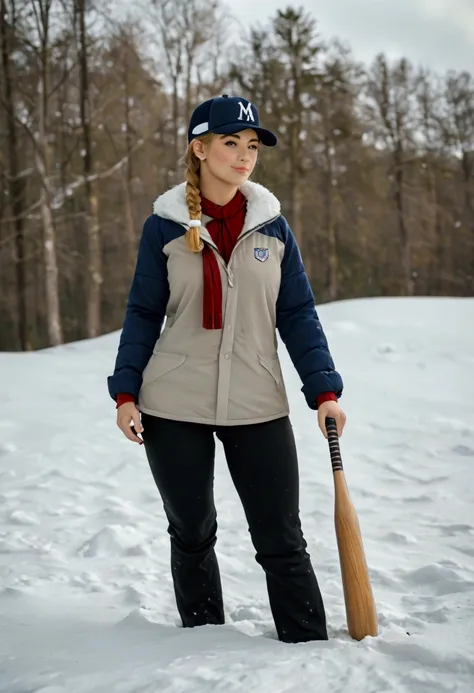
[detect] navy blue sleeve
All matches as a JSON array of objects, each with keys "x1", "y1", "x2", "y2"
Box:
[
  {"x1": 275, "y1": 217, "x2": 343, "y2": 409},
  {"x1": 107, "y1": 215, "x2": 169, "y2": 401}
]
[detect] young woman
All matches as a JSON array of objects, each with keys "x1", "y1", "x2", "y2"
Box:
[{"x1": 108, "y1": 95, "x2": 346, "y2": 644}]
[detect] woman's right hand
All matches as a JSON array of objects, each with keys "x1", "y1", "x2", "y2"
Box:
[{"x1": 117, "y1": 402, "x2": 144, "y2": 444}]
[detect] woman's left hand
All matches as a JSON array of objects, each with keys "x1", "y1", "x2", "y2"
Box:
[{"x1": 317, "y1": 401, "x2": 346, "y2": 439}]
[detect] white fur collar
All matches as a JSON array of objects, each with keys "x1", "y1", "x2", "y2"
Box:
[{"x1": 153, "y1": 181, "x2": 281, "y2": 235}]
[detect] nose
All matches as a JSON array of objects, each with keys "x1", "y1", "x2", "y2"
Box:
[{"x1": 239, "y1": 146, "x2": 251, "y2": 162}]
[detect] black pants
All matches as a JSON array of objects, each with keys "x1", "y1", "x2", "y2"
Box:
[{"x1": 141, "y1": 413, "x2": 328, "y2": 643}]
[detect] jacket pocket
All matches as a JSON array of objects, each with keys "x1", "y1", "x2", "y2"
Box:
[
  {"x1": 142, "y1": 351, "x2": 187, "y2": 386},
  {"x1": 258, "y1": 354, "x2": 282, "y2": 388}
]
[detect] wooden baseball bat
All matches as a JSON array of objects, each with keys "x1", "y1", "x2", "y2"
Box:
[{"x1": 325, "y1": 417, "x2": 378, "y2": 641}]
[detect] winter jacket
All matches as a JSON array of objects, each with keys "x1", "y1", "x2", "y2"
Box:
[{"x1": 107, "y1": 180, "x2": 343, "y2": 426}]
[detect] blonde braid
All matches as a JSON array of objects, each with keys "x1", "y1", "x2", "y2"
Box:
[
  {"x1": 185, "y1": 150, "x2": 203, "y2": 252},
  {"x1": 183, "y1": 133, "x2": 215, "y2": 252}
]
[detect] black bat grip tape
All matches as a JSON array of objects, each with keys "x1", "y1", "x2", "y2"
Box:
[{"x1": 325, "y1": 417, "x2": 344, "y2": 472}]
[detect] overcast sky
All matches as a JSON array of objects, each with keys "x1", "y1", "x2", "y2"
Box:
[{"x1": 228, "y1": 0, "x2": 474, "y2": 74}]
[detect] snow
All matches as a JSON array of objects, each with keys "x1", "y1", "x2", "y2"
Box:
[{"x1": 1, "y1": 296, "x2": 474, "y2": 693}]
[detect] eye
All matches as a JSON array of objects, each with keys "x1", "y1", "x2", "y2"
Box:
[
  {"x1": 225, "y1": 140, "x2": 237, "y2": 146},
  {"x1": 249, "y1": 144, "x2": 258, "y2": 150}
]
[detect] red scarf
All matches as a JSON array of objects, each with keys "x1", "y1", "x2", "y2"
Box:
[{"x1": 200, "y1": 191, "x2": 247, "y2": 329}]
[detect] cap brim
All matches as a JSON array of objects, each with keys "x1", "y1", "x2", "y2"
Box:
[{"x1": 211, "y1": 123, "x2": 277, "y2": 147}]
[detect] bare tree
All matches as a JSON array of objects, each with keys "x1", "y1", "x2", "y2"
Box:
[
  {"x1": 415, "y1": 69, "x2": 445, "y2": 293},
  {"x1": 316, "y1": 45, "x2": 363, "y2": 300},
  {"x1": 32, "y1": 0, "x2": 63, "y2": 345},
  {"x1": 101, "y1": 23, "x2": 144, "y2": 272},
  {"x1": 0, "y1": 0, "x2": 29, "y2": 348},
  {"x1": 181, "y1": 0, "x2": 219, "y2": 123},
  {"x1": 76, "y1": 0, "x2": 102, "y2": 338},
  {"x1": 366, "y1": 55, "x2": 417, "y2": 295},
  {"x1": 442, "y1": 71, "x2": 474, "y2": 293},
  {"x1": 149, "y1": 0, "x2": 223, "y2": 181},
  {"x1": 273, "y1": 8, "x2": 321, "y2": 249},
  {"x1": 149, "y1": 0, "x2": 184, "y2": 183}
]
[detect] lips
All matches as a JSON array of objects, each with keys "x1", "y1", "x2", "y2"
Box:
[{"x1": 233, "y1": 167, "x2": 250, "y2": 174}]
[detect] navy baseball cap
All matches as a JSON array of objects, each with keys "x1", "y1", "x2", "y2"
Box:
[{"x1": 188, "y1": 95, "x2": 277, "y2": 147}]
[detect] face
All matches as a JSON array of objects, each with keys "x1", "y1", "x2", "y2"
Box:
[{"x1": 193, "y1": 129, "x2": 260, "y2": 187}]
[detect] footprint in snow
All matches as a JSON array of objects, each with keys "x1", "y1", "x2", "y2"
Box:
[
  {"x1": 399, "y1": 563, "x2": 474, "y2": 596},
  {"x1": 6, "y1": 510, "x2": 40, "y2": 526},
  {"x1": 384, "y1": 531, "x2": 418, "y2": 545},
  {"x1": 438, "y1": 524, "x2": 473, "y2": 536},
  {"x1": 451, "y1": 444, "x2": 474, "y2": 457}
]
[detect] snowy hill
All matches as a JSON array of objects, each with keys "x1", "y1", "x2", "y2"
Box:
[{"x1": 1, "y1": 297, "x2": 473, "y2": 693}]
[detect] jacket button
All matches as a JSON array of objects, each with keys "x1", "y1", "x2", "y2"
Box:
[{"x1": 224, "y1": 353, "x2": 230, "y2": 359}]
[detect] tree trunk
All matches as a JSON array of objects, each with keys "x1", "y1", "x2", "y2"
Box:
[
  {"x1": 461, "y1": 150, "x2": 474, "y2": 294},
  {"x1": 33, "y1": 235, "x2": 44, "y2": 349},
  {"x1": 36, "y1": 70, "x2": 63, "y2": 346},
  {"x1": 185, "y1": 40, "x2": 193, "y2": 129},
  {"x1": 288, "y1": 110, "x2": 303, "y2": 247},
  {"x1": 121, "y1": 171, "x2": 136, "y2": 274},
  {"x1": 78, "y1": 0, "x2": 102, "y2": 338},
  {"x1": 122, "y1": 45, "x2": 136, "y2": 266},
  {"x1": 34, "y1": 1, "x2": 63, "y2": 347},
  {"x1": 87, "y1": 191, "x2": 101, "y2": 337},
  {"x1": 394, "y1": 146, "x2": 412, "y2": 295},
  {"x1": 425, "y1": 165, "x2": 441, "y2": 295},
  {"x1": 324, "y1": 132, "x2": 338, "y2": 301},
  {"x1": 172, "y1": 74, "x2": 180, "y2": 180},
  {"x1": 289, "y1": 70, "x2": 303, "y2": 247},
  {"x1": 289, "y1": 168, "x2": 303, "y2": 246},
  {"x1": 1, "y1": 0, "x2": 28, "y2": 349}
]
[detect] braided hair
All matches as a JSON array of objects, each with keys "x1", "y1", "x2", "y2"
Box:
[{"x1": 183, "y1": 133, "x2": 215, "y2": 252}]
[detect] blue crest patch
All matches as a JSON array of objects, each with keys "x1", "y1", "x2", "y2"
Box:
[{"x1": 254, "y1": 247, "x2": 269, "y2": 262}]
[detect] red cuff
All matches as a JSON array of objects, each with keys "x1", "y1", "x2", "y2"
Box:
[
  {"x1": 116, "y1": 393, "x2": 136, "y2": 409},
  {"x1": 316, "y1": 392, "x2": 338, "y2": 408}
]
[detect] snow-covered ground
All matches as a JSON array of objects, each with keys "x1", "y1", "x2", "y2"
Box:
[{"x1": 1, "y1": 297, "x2": 473, "y2": 693}]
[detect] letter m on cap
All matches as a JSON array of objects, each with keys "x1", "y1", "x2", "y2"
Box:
[{"x1": 238, "y1": 101, "x2": 255, "y2": 122}]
